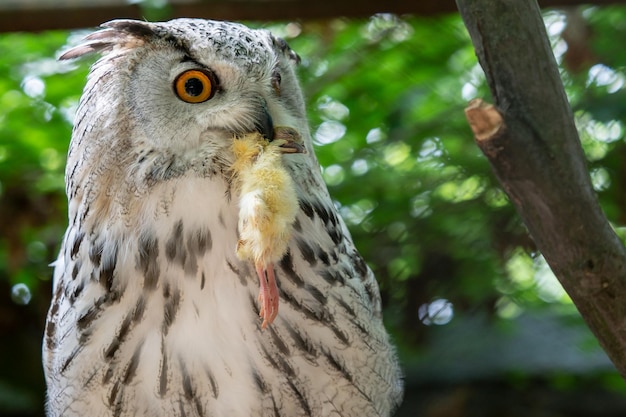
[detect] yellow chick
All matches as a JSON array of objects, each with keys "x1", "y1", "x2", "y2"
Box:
[{"x1": 231, "y1": 128, "x2": 304, "y2": 329}]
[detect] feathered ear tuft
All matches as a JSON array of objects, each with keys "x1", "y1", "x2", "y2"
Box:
[
  {"x1": 270, "y1": 35, "x2": 301, "y2": 65},
  {"x1": 59, "y1": 19, "x2": 156, "y2": 61}
]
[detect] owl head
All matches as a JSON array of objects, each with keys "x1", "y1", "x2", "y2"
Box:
[{"x1": 61, "y1": 19, "x2": 310, "y2": 189}]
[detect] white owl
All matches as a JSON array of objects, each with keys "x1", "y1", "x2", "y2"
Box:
[{"x1": 43, "y1": 18, "x2": 403, "y2": 417}]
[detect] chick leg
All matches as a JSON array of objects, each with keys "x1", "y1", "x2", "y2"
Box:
[
  {"x1": 256, "y1": 263, "x2": 279, "y2": 329},
  {"x1": 272, "y1": 126, "x2": 306, "y2": 154}
]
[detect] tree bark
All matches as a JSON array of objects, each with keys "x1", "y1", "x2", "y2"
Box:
[{"x1": 456, "y1": 0, "x2": 626, "y2": 378}]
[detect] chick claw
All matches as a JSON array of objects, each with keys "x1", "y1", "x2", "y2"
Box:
[
  {"x1": 273, "y1": 126, "x2": 306, "y2": 154},
  {"x1": 256, "y1": 264, "x2": 279, "y2": 329}
]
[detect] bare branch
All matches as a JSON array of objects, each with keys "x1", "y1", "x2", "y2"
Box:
[{"x1": 457, "y1": 0, "x2": 626, "y2": 378}]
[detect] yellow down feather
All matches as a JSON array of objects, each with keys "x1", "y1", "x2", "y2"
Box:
[{"x1": 231, "y1": 133, "x2": 299, "y2": 267}]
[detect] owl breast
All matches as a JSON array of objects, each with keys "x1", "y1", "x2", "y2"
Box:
[{"x1": 45, "y1": 173, "x2": 401, "y2": 416}]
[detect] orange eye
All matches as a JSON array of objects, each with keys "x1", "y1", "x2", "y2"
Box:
[{"x1": 173, "y1": 69, "x2": 217, "y2": 103}]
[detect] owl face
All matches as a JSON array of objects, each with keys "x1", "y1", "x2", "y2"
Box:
[
  {"x1": 127, "y1": 20, "x2": 302, "y2": 150},
  {"x1": 62, "y1": 19, "x2": 307, "y2": 184}
]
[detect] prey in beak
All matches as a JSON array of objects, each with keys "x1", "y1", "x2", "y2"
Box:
[{"x1": 230, "y1": 124, "x2": 303, "y2": 328}]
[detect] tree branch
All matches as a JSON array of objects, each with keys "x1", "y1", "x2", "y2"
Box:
[{"x1": 457, "y1": 0, "x2": 626, "y2": 378}]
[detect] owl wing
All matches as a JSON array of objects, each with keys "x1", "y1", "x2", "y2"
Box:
[{"x1": 246, "y1": 187, "x2": 403, "y2": 416}]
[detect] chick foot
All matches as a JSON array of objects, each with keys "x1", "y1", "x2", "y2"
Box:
[
  {"x1": 256, "y1": 263, "x2": 279, "y2": 329},
  {"x1": 273, "y1": 126, "x2": 306, "y2": 154}
]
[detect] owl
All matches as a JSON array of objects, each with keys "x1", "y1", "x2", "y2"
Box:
[{"x1": 43, "y1": 19, "x2": 403, "y2": 417}]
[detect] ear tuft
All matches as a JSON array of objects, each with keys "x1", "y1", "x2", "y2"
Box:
[{"x1": 59, "y1": 19, "x2": 155, "y2": 61}]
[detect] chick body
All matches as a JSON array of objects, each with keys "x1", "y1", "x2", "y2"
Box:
[{"x1": 231, "y1": 132, "x2": 300, "y2": 328}]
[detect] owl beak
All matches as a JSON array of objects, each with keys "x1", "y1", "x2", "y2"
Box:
[{"x1": 254, "y1": 107, "x2": 274, "y2": 141}]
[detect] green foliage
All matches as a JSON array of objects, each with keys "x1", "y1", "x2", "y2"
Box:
[
  {"x1": 4, "y1": 8, "x2": 626, "y2": 415},
  {"x1": 0, "y1": 30, "x2": 89, "y2": 285}
]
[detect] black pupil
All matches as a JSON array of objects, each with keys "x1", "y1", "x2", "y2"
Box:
[{"x1": 184, "y1": 77, "x2": 204, "y2": 96}]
